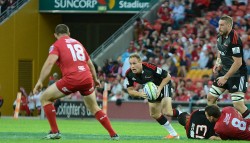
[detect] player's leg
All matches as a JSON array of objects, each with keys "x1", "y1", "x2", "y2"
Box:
[
  {"x1": 230, "y1": 91, "x2": 250, "y2": 119},
  {"x1": 161, "y1": 97, "x2": 181, "y2": 117},
  {"x1": 229, "y1": 76, "x2": 250, "y2": 119},
  {"x1": 40, "y1": 83, "x2": 65, "y2": 138},
  {"x1": 160, "y1": 83, "x2": 181, "y2": 117},
  {"x1": 83, "y1": 91, "x2": 118, "y2": 139},
  {"x1": 207, "y1": 85, "x2": 225, "y2": 105},
  {"x1": 149, "y1": 102, "x2": 179, "y2": 139}
]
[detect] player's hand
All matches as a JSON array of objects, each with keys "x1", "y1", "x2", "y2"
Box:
[
  {"x1": 94, "y1": 79, "x2": 101, "y2": 88},
  {"x1": 156, "y1": 88, "x2": 161, "y2": 98},
  {"x1": 33, "y1": 81, "x2": 43, "y2": 94},
  {"x1": 140, "y1": 92, "x2": 148, "y2": 99},
  {"x1": 213, "y1": 64, "x2": 221, "y2": 74},
  {"x1": 216, "y1": 76, "x2": 227, "y2": 86},
  {"x1": 209, "y1": 136, "x2": 221, "y2": 140}
]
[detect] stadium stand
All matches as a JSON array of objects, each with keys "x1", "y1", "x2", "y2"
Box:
[
  {"x1": 90, "y1": 0, "x2": 250, "y2": 104},
  {"x1": 0, "y1": 0, "x2": 29, "y2": 25}
]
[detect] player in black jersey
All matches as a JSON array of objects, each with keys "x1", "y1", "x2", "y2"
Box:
[
  {"x1": 178, "y1": 110, "x2": 216, "y2": 139},
  {"x1": 207, "y1": 15, "x2": 250, "y2": 119},
  {"x1": 125, "y1": 53, "x2": 181, "y2": 139}
]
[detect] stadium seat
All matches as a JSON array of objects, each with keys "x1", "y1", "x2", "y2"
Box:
[{"x1": 186, "y1": 69, "x2": 213, "y2": 80}]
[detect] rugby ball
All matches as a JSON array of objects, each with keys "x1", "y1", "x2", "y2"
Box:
[{"x1": 143, "y1": 82, "x2": 158, "y2": 100}]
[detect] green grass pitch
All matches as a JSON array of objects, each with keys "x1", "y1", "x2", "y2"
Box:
[{"x1": 0, "y1": 117, "x2": 248, "y2": 143}]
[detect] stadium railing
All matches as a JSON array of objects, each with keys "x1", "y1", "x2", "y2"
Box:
[
  {"x1": 0, "y1": 0, "x2": 30, "y2": 25},
  {"x1": 90, "y1": 0, "x2": 160, "y2": 67}
]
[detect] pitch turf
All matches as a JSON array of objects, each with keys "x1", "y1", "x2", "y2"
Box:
[{"x1": 0, "y1": 117, "x2": 248, "y2": 143}]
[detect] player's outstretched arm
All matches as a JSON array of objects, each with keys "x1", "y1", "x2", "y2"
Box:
[
  {"x1": 33, "y1": 55, "x2": 58, "y2": 94},
  {"x1": 87, "y1": 59, "x2": 100, "y2": 87}
]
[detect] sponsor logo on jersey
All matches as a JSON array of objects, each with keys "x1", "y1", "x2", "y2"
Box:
[
  {"x1": 62, "y1": 87, "x2": 71, "y2": 93},
  {"x1": 190, "y1": 123, "x2": 195, "y2": 137},
  {"x1": 49, "y1": 45, "x2": 54, "y2": 53},
  {"x1": 145, "y1": 75, "x2": 152, "y2": 78},
  {"x1": 232, "y1": 85, "x2": 237, "y2": 89},
  {"x1": 78, "y1": 66, "x2": 86, "y2": 71},
  {"x1": 132, "y1": 77, "x2": 136, "y2": 81},
  {"x1": 156, "y1": 67, "x2": 162, "y2": 74},
  {"x1": 65, "y1": 38, "x2": 77, "y2": 43},
  {"x1": 232, "y1": 47, "x2": 240, "y2": 54},
  {"x1": 223, "y1": 113, "x2": 231, "y2": 125},
  {"x1": 219, "y1": 51, "x2": 225, "y2": 56}
]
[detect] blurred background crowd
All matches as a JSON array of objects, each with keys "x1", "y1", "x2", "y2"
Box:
[
  {"x1": 13, "y1": 0, "x2": 250, "y2": 116},
  {"x1": 96, "y1": 0, "x2": 250, "y2": 103}
]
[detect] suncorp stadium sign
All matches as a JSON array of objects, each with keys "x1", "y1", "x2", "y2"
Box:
[{"x1": 39, "y1": 0, "x2": 153, "y2": 13}]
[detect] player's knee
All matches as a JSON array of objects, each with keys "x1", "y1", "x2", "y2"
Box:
[
  {"x1": 164, "y1": 110, "x2": 173, "y2": 116},
  {"x1": 161, "y1": 107, "x2": 173, "y2": 116},
  {"x1": 150, "y1": 113, "x2": 161, "y2": 119},
  {"x1": 87, "y1": 105, "x2": 101, "y2": 115},
  {"x1": 207, "y1": 94, "x2": 216, "y2": 105},
  {"x1": 39, "y1": 93, "x2": 50, "y2": 105},
  {"x1": 209, "y1": 85, "x2": 223, "y2": 97},
  {"x1": 39, "y1": 95, "x2": 46, "y2": 104},
  {"x1": 208, "y1": 85, "x2": 222, "y2": 104}
]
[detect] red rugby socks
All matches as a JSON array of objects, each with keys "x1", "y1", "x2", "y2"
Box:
[
  {"x1": 43, "y1": 104, "x2": 59, "y2": 133},
  {"x1": 95, "y1": 110, "x2": 116, "y2": 137}
]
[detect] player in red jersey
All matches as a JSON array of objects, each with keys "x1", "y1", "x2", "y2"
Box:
[
  {"x1": 33, "y1": 24, "x2": 118, "y2": 140},
  {"x1": 205, "y1": 105, "x2": 250, "y2": 140}
]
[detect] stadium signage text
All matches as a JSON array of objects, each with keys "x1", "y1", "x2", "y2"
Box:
[
  {"x1": 54, "y1": 0, "x2": 97, "y2": 9},
  {"x1": 39, "y1": 0, "x2": 152, "y2": 13},
  {"x1": 119, "y1": 1, "x2": 149, "y2": 9},
  {"x1": 56, "y1": 100, "x2": 102, "y2": 118}
]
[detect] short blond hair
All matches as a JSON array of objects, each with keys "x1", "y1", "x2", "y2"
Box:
[
  {"x1": 129, "y1": 53, "x2": 142, "y2": 62},
  {"x1": 220, "y1": 15, "x2": 233, "y2": 27}
]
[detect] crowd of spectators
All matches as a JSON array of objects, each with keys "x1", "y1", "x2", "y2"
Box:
[
  {"x1": 12, "y1": 1, "x2": 250, "y2": 116},
  {"x1": 95, "y1": 0, "x2": 250, "y2": 103},
  {"x1": 0, "y1": 0, "x2": 17, "y2": 15}
]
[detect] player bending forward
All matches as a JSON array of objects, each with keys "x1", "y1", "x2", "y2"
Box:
[
  {"x1": 205, "y1": 105, "x2": 250, "y2": 140},
  {"x1": 125, "y1": 53, "x2": 181, "y2": 139},
  {"x1": 178, "y1": 109, "x2": 216, "y2": 139},
  {"x1": 33, "y1": 24, "x2": 119, "y2": 140}
]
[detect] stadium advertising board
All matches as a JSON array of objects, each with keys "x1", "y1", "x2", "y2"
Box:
[
  {"x1": 56, "y1": 100, "x2": 103, "y2": 118},
  {"x1": 39, "y1": 0, "x2": 151, "y2": 13}
]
